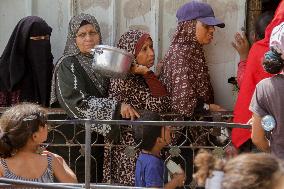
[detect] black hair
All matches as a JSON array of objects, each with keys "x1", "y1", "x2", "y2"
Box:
[
  {"x1": 80, "y1": 20, "x2": 90, "y2": 28},
  {"x1": 0, "y1": 103, "x2": 47, "y2": 158},
  {"x1": 262, "y1": 0, "x2": 281, "y2": 12},
  {"x1": 133, "y1": 111, "x2": 162, "y2": 151},
  {"x1": 254, "y1": 11, "x2": 274, "y2": 40}
]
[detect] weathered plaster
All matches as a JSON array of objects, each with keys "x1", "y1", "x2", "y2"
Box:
[
  {"x1": 100, "y1": 22, "x2": 111, "y2": 43},
  {"x1": 128, "y1": 25, "x2": 150, "y2": 32},
  {"x1": 123, "y1": 0, "x2": 151, "y2": 19},
  {"x1": 164, "y1": 0, "x2": 188, "y2": 15},
  {"x1": 79, "y1": 0, "x2": 110, "y2": 11}
]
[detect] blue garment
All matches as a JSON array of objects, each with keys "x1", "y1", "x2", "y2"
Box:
[{"x1": 135, "y1": 153, "x2": 166, "y2": 187}]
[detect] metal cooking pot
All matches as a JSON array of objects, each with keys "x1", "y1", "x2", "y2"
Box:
[{"x1": 91, "y1": 45, "x2": 134, "y2": 78}]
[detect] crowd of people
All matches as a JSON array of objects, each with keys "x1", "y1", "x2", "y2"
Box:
[{"x1": 0, "y1": 0, "x2": 284, "y2": 188}]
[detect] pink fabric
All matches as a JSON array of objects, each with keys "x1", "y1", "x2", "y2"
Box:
[{"x1": 237, "y1": 60, "x2": 247, "y2": 87}]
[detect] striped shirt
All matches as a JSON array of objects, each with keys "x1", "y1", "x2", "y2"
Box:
[{"x1": 0, "y1": 154, "x2": 54, "y2": 183}]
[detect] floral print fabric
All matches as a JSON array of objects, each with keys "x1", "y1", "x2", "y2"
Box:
[{"x1": 160, "y1": 20, "x2": 214, "y2": 117}]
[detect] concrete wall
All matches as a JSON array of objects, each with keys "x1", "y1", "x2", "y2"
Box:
[{"x1": 0, "y1": 0, "x2": 246, "y2": 110}]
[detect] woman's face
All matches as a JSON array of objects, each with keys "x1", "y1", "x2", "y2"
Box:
[
  {"x1": 75, "y1": 24, "x2": 100, "y2": 54},
  {"x1": 195, "y1": 20, "x2": 215, "y2": 45},
  {"x1": 136, "y1": 38, "x2": 155, "y2": 68}
]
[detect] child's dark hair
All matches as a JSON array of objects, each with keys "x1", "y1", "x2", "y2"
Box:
[
  {"x1": 263, "y1": 48, "x2": 284, "y2": 74},
  {"x1": 254, "y1": 11, "x2": 274, "y2": 40},
  {"x1": 0, "y1": 103, "x2": 47, "y2": 158},
  {"x1": 133, "y1": 110, "x2": 162, "y2": 151}
]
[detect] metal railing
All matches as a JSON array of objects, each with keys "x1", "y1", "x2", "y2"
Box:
[
  {"x1": 0, "y1": 115, "x2": 250, "y2": 189},
  {"x1": 46, "y1": 119, "x2": 250, "y2": 189}
]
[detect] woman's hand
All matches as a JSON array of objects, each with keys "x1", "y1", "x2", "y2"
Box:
[
  {"x1": 130, "y1": 64, "x2": 149, "y2": 75},
  {"x1": 155, "y1": 61, "x2": 163, "y2": 77},
  {"x1": 172, "y1": 173, "x2": 186, "y2": 187},
  {"x1": 231, "y1": 32, "x2": 250, "y2": 61},
  {"x1": 120, "y1": 103, "x2": 140, "y2": 120},
  {"x1": 209, "y1": 104, "x2": 226, "y2": 112}
]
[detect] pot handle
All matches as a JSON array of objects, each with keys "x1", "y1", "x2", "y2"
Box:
[{"x1": 90, "y1": 48, "x2": 103, "y2": 55}]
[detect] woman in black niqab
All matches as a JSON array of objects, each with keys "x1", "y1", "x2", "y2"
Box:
[{"x1": 0, "y1": 16, "x2": 53, "y2": 107}]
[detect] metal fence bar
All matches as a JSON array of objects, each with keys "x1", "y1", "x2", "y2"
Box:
[
  {"x1": 0, "y1": 178, "x2": 80, "y2": 189},
  {"x1": 47, "y1": 119, "x2": 250, "y2": 129},
  {"x1": 85, "y1": 121, "x2": 92, "y2": 189},
  {"x1": 43, "y1": 118, "x2": 250, "y2": 188}
]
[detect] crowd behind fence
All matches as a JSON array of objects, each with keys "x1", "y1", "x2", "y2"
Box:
[{"x1": 0, "y1": 113, "x2": 250, "y2": 189}]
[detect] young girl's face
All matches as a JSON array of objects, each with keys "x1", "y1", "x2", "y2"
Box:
[{"x1": 34, "y1": 124, "x2": 48, "y2": 143}]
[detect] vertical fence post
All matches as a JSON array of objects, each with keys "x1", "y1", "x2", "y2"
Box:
[{"x1": 85, "y1": 121, "x2": 91, "y2": 189}]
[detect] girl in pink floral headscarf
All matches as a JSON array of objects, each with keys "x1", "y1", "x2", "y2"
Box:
[{"x1": 103, "y1": 30, "x2": 170, "y2": 186}]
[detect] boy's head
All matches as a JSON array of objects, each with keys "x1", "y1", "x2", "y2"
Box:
[{"x1": 133, "y1": 111, "x2": 172, "y2": 151}]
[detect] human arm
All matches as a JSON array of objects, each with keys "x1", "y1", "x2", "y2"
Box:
[
  {"x1": 209, "y1": 104, "x2": 226, "y2": 112},
  {"x1": 194, "y1": 100, "x2": 225, "y2": 115},
  {"x1": 249, "y1": 83, "x2": 270, "y2": 152},
  {"x1": 251, "y1": 113, "x2": 270, "y2": 152},
  {"x1": 169, "y1": 63, "x2": 200, "y2": 116},
  {"x1": 55, "y1": 57, "x2": 119, "y2": 135},
  {"x1": 155, "y1": 61, "x2": 163, "y2": 77},
  {"x1": 232, "y1": 32, "x2": 249, "y2": 87},
  {"x1": 164, "y1": 173, "x2": 185, "y2": 189},
  {"x1": 108, "y1": 78, "x2": 140, "y2": 120},
  {"x1": 0, "y1": 164, "x2": 4, "y2": 177},
  {"x1": 232, "y1": 32, "x2": 250, "y2": 62},
  {"x1": 237, "y1": 60, "x2": 247, "y2": 87},
  {"x1": 142, "y1": 162, "x2": 184, "y2": 189},
  {"x1": 50, "y1": 153, "x2": 78, "y2": 183}
]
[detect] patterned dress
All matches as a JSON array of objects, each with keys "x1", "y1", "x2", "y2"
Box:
[
  {"x1": 50, "y1": 13, "x2": 119, "y2": 183},
  {"x1": 160, "y1": 20, "x2": 215, "y2": 146},
  {"x1": 103, "y1": 30, "x2": 171, "y2": 186},
  {"x1": 160, "y1": 20, "x2": 214, "y2": 117},
  {"x1": 50, "y1": 13, "x2": 117, "y2": 137}
]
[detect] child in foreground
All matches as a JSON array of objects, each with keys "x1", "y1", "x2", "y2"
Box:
[
  {"x1": 134, "y1": 111, "x2": 185, "y2": 188},
  {"x1": 193, "y1": 149, "x2": 284, "y2": 189},
  {"x1": 0, "y1": 103, "x2": 77, "y2": 183}
]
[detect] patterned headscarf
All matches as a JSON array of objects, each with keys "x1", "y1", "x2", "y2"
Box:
[
  {"x1": 63, "y1": 13, "x2": 102, "y2": 55},
  {"x1": 160, "y1": 20, "x2": 214, "y2": 117},
  {"x1": 117, "y1": 29, "x2": 151, "y2": 63},
  {"x1": 50, "y1": 13, "x2": 108, "y2": 106}
]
